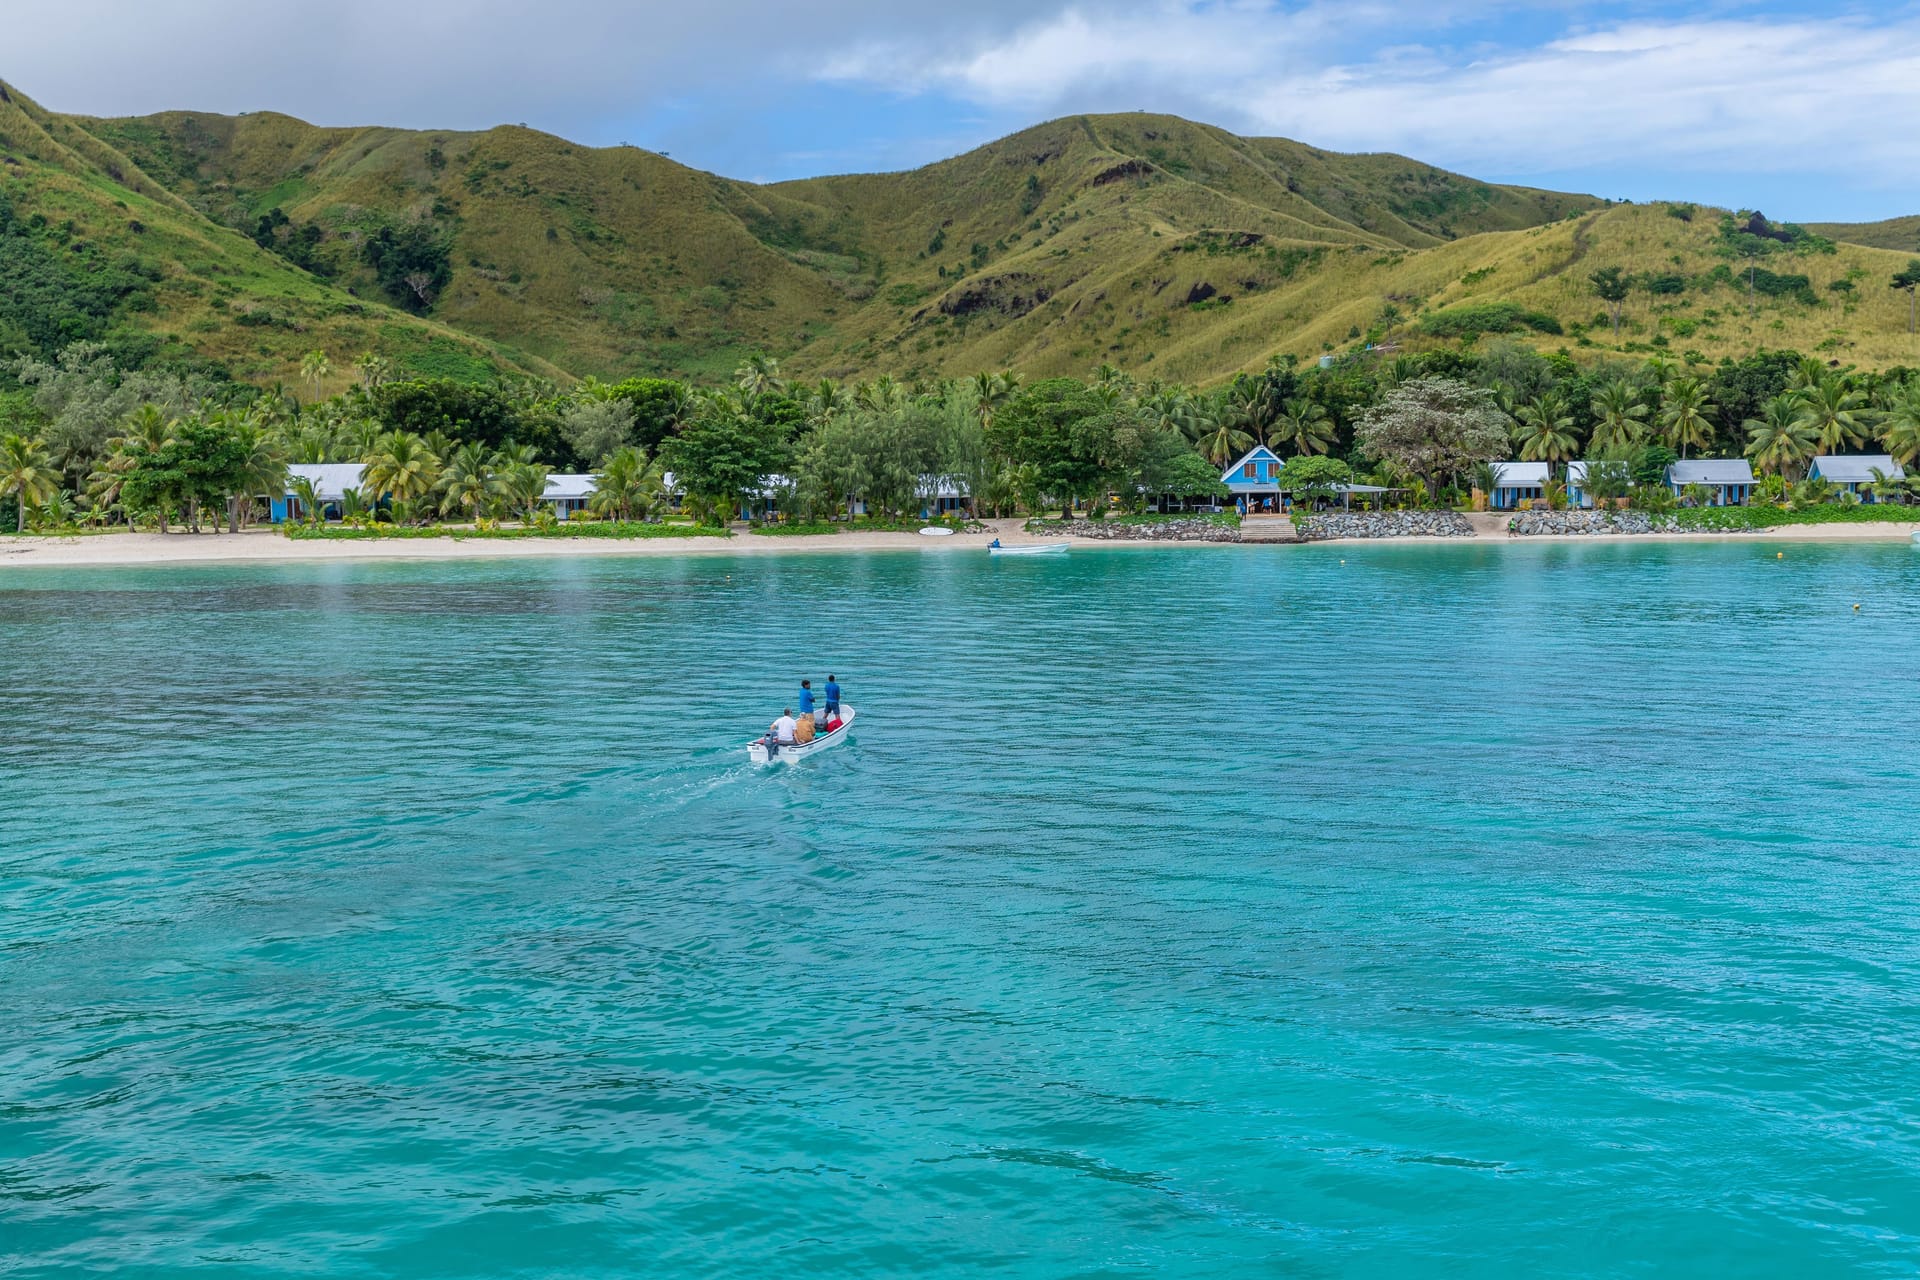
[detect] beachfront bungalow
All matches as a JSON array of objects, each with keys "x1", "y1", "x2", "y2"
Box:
[
  {"x1": 1565, "y1": 460, "x2": 1629, "y2": 509},
  {"x1": 1222, "y1": 445, "x2": 1286, "y2": 513},
  {"x1": 543, "y1": 474, "x2": 596, "y2": 520},
  {"x1": 1488, "y1": 462, "x2": 1548, "y2": 510},
  {"x1": 1566, "y1": 461, "x2": 1594, "y2": 509},
  {"x1": 271, "y1": 463, "x2": 367, "y2": 522},
  {"x1": 1808, "y1": 455, "x2": 1907, "y2": 501},
  {"x1": 1666, "y1": 460, "x2": 1755, "y2": 506},
  {"x1": 918, "y1": 475, "x2": 969, "y2": 519}
]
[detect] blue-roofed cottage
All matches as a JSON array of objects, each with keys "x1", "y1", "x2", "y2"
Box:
[
  {"x1": 1489, "y1": 461, "x2": 1548, "y2": 510},
  {"x1": 1807, "y1": 455, "x2": 1907, "y2": 501},
  {"x1": 1666, "y1": 459, "x2": 1755, "y2": 506},
  {"x1": 1221, "y1": 445, "x2": 1286, "y2": 512}
]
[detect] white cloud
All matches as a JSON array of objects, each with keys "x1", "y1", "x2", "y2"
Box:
[
  {"x1": 5, "y1": 0, "x2": 1919, "y2": 211},
  {"x1": 824, "y1": 7, "x2": 1920, "y2": 190}
]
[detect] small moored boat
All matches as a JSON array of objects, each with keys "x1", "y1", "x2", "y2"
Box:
[
  {"x1": 749, "y1": 705, "x2": 857, "y2": 765},
  {"x1": 988, "y1": 540, "x2": 1069, "y2": 556}
]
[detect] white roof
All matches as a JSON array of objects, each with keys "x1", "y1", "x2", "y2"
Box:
[
  {"x1": 286, "y1": 463, "x2": 366, "y2": 502},
  {"x1": 1810, "y1": 455, "x2": 1905, "y2": 484},
  {"x1": 1566, "y1": 460, "x2": 1629, "y2": 485},
  {"x1": 1491, "y1": 461, "x2": 1548, "y2": 489},
  {"x1": 919, "y1": 474, "x2": 969, "y2": 498},
  {"x1": 543, "y1": 473, "x2": 597, "y2": 501},
  {"x1": 1668, "y1": 460, "x2": 1755, "y2": 486}
]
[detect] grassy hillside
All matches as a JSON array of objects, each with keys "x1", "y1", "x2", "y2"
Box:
[
  {"x1": 14, "y1": 74, "x2": 1920, "y2": 389},
  {"x1": 1808, "y1": 216, "x2": 1920, "y2": 254},
  {"x1": 61, "y1": 100, "x2": 1606, "y2": 383},
  {"x1": 0, "y1": 82, "x2": 555, "y2": 391}
]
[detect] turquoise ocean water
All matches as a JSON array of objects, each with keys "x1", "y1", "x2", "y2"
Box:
[{"x1": 4, "y1": 541, "x2": 1920, "y2": 1276}]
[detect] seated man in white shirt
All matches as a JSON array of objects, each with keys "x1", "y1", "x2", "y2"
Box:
[{"x1": 763, "y1": 709, "x2": 798, "y2": 756}]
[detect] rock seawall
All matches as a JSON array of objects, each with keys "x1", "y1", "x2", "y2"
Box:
[
  {"x1": 1303, "y1": 511, "x2": 1475, "y2": 540},
  {"x1": 1506, "y1": 510, "x2": 1677, "y2": 536},
  {"x1": 1044, "y1": 518, "x2": 1242, "y2": 542}
]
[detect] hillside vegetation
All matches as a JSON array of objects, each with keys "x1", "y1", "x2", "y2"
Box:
[
  {"x1": 7, "y1": 73, "x2": 1920, "y2": 391},
  {"x1": 0, "y1": 83, "x2": 556, "y2": 392},
  {"x1": 1809, "y1": 216, "x2": 1920, "y2": 253}
]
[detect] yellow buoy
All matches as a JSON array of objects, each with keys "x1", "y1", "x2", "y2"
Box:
[
  {"x1": 1854, "y1": 603, "x2": 1861, "y2": 611},
  {"x1": 1777, "y1": 552, "x2": 1783, "y2": 559}
]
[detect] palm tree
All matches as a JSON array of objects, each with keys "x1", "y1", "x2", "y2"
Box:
[
  {"x1": 1220, "y1": 377, "x2": 1278, "y2": 444},
  {"x1": 1744, "y1": 394, "x2": 1819, "y2": 483},
  {"x1": 114, "y1": 404, "x2": 177, "y2": 455},
  {"x1": 1588, "y1": 380, "x2": 1649, "y2": 451},
  {"x1": 968, "y1": 370, "x2": 1019, "y2": 431},
  {"x1": 1788, "y1": 355, "x2": 1830, "y2": 392},
  {"x1": 299, "y1": 350, "x2": 332, "y2": 400},
  {"x1": 362, "y1": 431, "x2": 442, "y2": 516},
  {"x1": 1192, "y1": 406, "x2": 1253, "y2": 467},
  {"x1": 439, "y1": 443, "x2": 499, "y2": 521},
  {"x1": 1273, "y1": 398, "x2": 1335, "y2": 456},
  {"x1": 290, "y1": 475, "x2": 327, "y2": 525},
  {"x1": 1867, "y1": 467, "x2": 1911, "y2": 506},
  {"x1": 493, "y1": 441, "x2": 543, "y2": 470},
  {"x1": 353, "y1": 352, "x2": 393, "y2": 390},
  {"x1": 1880, "y1": 378, "x2": 1920, "y2": 466},
  {"x1": 806, "y1": 378, "x2": 846, "y2": 425},
  {"x1": 1795, "y1": 377, "x2": 1874, "y2": 453},
  {"x1": 588, "y1": 446, "x2": 660, "y2": 521},
  {"x1": 230, "y1": 422, "x2": 290, "y2": 530},
  {"x1": 734, "y1": 353, "x2": 786, "y2": 399},
  {"x1": 1791, "y1": 475, "x2": 1840, "y2": 507},
  {"x1": 1659, "y1": 377, "x2": 1717, "y2": 458},
  {"x1": 1466, "y1": 460, "x2": 1501, "y2": 510},
  {"x1": 0, "y1": 434, "x2": 61, "y2": 532},
  {"x1": 1513, "y1": 393, "x2": 1579, "y2": 471},
  {"x1": 501, "y1": 461, "x2": 552, "y2": 523},
  {"x1": 854, "y1": 375, "x2": 903, "y2": 413}
]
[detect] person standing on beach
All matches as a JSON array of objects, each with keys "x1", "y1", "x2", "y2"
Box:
[
  {"x1": 823, "y1": 675, "x2": 841, "y2": 719},
  {"x1": 797, "y1": 680, "x2": 816, "y2": 720}
]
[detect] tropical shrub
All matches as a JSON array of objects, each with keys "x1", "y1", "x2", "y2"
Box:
[{"x1": 1420, "y1": 303, "x2": 1563, "y2": 339}]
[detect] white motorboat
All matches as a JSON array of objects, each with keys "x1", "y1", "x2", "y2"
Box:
[
  {"x1": 988, "y1": 541, "x2": 1069, "y2": 556},
  {"x1": 749, "y1": 705, "x2": 857, "y2": 765}
]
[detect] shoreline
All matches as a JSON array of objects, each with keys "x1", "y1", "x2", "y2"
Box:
[{"x1": 2, "y1": 517, "x2": 1917, "y2": 568}]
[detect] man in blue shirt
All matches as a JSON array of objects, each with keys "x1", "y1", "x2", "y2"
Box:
[
  {"x1": 797, "y1": 680, "x2": 816, "y2": 719},
  {"x1": 823, "y1": 675, "x2": 841, "y2": 719}
]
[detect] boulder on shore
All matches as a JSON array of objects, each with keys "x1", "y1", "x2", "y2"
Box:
[
  {"x1": 1302, "y1": 511, "x2": 1474, "y2": 540},
  {"x1": 1506, "y1": 510, "x2": 1676, "y2": 536},
  {"x1": 1041, "y1": 517, "x2": 1241, "y2": 542}
]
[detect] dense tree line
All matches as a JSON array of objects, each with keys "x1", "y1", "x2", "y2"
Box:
[{"x1": 8, "y1": 328, "x2": 1920, "y2": 533}]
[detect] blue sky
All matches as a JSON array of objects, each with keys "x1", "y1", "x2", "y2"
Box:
[{"x1": 14, "y1": 0, "x2": 1920, "y2": 222}]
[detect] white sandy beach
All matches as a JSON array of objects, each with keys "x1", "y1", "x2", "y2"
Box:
[{"x1": 2, "y1": 516, "x2": 1918, "y2": 568}]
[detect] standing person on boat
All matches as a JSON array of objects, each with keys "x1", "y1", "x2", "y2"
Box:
[
  {"x1": 823, "y1": 675, "x2": 841, "y2": 720},
  {"x1": 797, "y1": 679, "x2": 816, "y2": 720},
  {"x1": 762, "y1": 709, "x2": 798, "y2": 758}
]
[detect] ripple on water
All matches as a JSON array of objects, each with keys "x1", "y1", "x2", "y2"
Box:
[{"x1": 4, "y1": 544, "x2": 1920, "y2": 1276}]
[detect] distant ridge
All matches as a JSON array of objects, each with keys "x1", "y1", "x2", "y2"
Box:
[{"x1": 8, "y1": 74, "x2": 1920, "y2": 384}]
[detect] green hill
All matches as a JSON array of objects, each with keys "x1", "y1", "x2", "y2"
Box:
[
  {"x1": 1807, "y1": 216, "x2": 1920, "y2": 254},
  {"x1": 0, "y1": 82, "x2": 558, "y2": 393},
  {"x1": 10, "y1": 73, "x2": 1920, "y2": 389}
]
